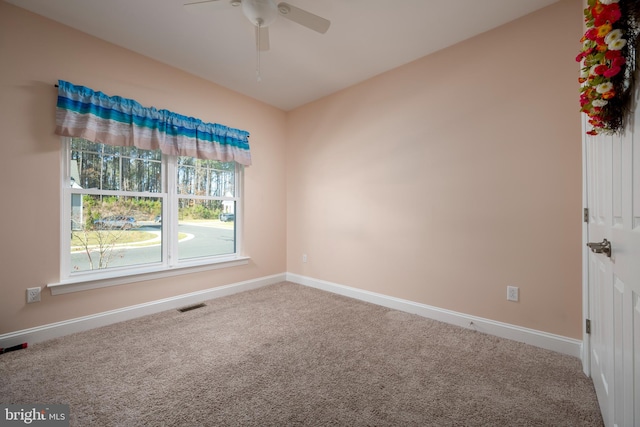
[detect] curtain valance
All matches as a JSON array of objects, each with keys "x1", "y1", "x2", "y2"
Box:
[{"x1": 55, "y1": 80, "x2": 251, "y2": 166}]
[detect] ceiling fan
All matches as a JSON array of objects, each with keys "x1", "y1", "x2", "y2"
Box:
[{"x1": 183, "y1": 0, "x2": 331, "y2": 51}]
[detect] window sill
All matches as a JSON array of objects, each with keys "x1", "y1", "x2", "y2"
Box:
[{"x1": 48, "y1": 256, "x2": 250, "y2": 295}]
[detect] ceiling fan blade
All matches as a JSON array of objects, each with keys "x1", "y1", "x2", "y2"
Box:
[
  {"x1": 277, "y1": 2, "x2": 330, "y2": 34},
  {"x1": 183, "y1": 0, "x2": 237, "y2": 14},
  {"x1": 256, "y1": 25, "x2": 270, "y2": 51}
]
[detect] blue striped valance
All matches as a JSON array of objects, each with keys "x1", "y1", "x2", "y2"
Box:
[{"x1": 55, "y1": 80, "x2": 251, "y2": 166}]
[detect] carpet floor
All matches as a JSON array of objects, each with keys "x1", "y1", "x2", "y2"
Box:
[{"x1": 0, "y1": 282, "x2": 603, "y2": 426}]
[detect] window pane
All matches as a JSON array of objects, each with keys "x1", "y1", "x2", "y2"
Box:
[
  {"x1": 70, "y1": 140, "x2": 161, "y2": 193},
  {"x1": 102, "y1": 154, "x2": 121, "y2": 191},
  {"x1": 71, "y1": 152, "x2": 101, "y2": 189},
  {"x1": 209, "y1": 168, "x2": 235, "y2": 197},
  {"x1": 177, "y1": 158, "x2": 235, "y2": 197},
  {"x1": 178, "y1": 199, "x2": 235, "y2": 260},
  {"x1": 177, "y1": 163, "x2": 197, "y2": 195},
  {"x1": 122, "y1": 156, "x2": 162, "y2": 192},
  {"x1": 64, "y1": 138, "x2": 242, "y2": 281},
  {"x1": 71, "y1": 137, "x2": 101, "y2": 153},
  {"x1": 70, "y1": 195, "x2": 163, "y2": 273}
]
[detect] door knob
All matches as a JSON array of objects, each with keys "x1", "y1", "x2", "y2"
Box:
[{"x1": 587, "y1": 239, "x2": 611, "y2": 258}]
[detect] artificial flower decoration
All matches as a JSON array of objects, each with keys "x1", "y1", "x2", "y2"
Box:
[{"x1": 577, "y1": 0, "x2": 640, "y2": 135}]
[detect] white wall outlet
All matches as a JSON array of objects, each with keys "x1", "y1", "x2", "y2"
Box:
[
  {"x1": 26, "y1": 287, "x2": 41, "y2": 303},
  {"x1": 302, "y1": 254, "x2": 308, "y2": 263},
  {"x1": 507, "y1": 286, "x2": 519, "y2": 302}
]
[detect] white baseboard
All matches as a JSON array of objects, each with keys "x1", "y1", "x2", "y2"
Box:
[
  {"x1": 0, "y1": 273, "x2": 286, "y2": 349},
  {"x1": 286, "y1": 273, "x2": 583, "y2": 359},
  {"x1": 2, "y1": 272, "x2": 582, "y2": 360}
]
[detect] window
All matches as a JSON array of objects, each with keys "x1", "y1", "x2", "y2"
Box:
[{"x1": 61, "y1": 137, "x2": 243, "y2": 283}]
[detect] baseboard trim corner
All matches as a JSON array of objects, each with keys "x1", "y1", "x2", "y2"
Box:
[
  {"x1": 0, "y1": 273, "x2": 286, "y2": 348},
  {"x1": 286, "y1": 273, "x2": 582, "y2": 358}
]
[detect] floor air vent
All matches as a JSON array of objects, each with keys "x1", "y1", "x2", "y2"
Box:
[{"x1": 177, "y1": 303, "x2": 206, "y2": 313}]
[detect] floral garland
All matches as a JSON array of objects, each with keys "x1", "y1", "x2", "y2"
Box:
[{"x1": 576, "y1": 0, "x2": 640, "y2": 135}]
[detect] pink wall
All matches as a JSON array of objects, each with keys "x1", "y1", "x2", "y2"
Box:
[
  {"x1": 1, "y1": 0, "x2": 585, "y2": 341},
  {"x1": 286, "y1": 0, "x2": 584, "y2": 338},
  {"x1": 0, "y1": 2, "x2": 287, "y2": 334}
]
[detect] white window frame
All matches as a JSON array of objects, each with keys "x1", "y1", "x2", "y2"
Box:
[{"x1": 50, "y1": 137, "x2": 248, "y2": 295}]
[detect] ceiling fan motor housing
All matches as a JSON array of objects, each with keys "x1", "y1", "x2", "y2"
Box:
[{"x1": 242, "y1": 0, "x2": 278, "y2": 27}]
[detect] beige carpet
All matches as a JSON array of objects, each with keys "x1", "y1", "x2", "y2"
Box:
[{"x1": 0, "y1": 282, "x2": 603, "y2": 426}]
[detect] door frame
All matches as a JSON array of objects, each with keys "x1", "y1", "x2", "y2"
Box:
[{"x1": 581, "y1": 114, "x2": 591, "y2": 376}]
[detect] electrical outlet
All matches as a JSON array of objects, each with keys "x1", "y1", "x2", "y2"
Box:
[
  {"x1": 507, "y1": 286, "x2": 519, "y2": 302},
  {"x1": 302, "y1": 254, "x2": 308, "y2": 263},
  {"x1": 26, "y1": 287, "x2": 41, "y2": 303}
]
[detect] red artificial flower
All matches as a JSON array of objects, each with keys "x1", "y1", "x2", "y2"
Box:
[
  {"x1": 584, "y1": 27, "x2": 599, "y2": 41},
  {"x1": 608, "y1": 5, "x2": 622, "y2": 23},
  {"x1": 594, "y1": 64, "x2": 609, "y2": 75},
  {"x1": 605, "y1": 49, "x2": 622, "y2": 60},
  {"x1": 580, "y1": 96, "x2": 590, "y2": 107},
  {"x1": 593, "y1": 3, "x2": 621, "y2": 27},
  {"x1": 577, "y1": 47, "x2": 597, "y2": 62},
  {"x1": 612, "y1": 56, "x2": 626, "y2": 67},
  {"x1": 604, "y1": 66, "x2": 622, "y2": 78}
]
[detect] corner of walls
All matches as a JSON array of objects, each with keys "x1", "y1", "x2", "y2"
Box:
[{"x1": 284, "y1": 0, "x2": 584, "y2": 340}]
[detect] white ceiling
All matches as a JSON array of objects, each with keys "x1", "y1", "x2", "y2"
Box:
[{"x1": 6, "y1": 0, "x2": 560, "y2": 111}]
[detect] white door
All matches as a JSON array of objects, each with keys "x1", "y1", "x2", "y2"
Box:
[{"x1": 584, "y1": 106, "x2": 640, "y2": 427}]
